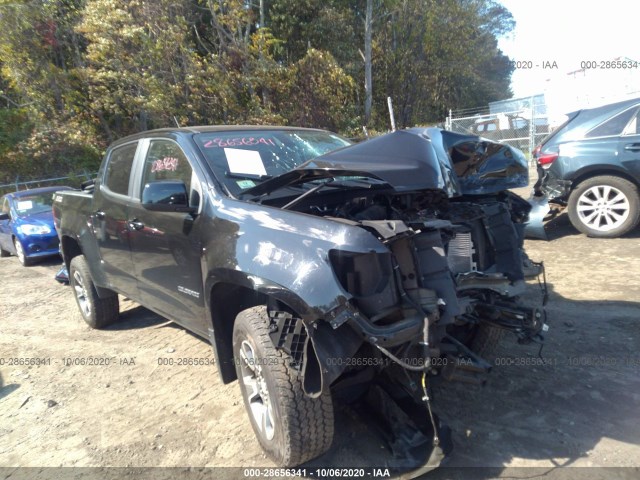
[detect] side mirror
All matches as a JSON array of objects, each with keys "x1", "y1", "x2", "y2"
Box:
[
  {"x1": 0, "y1": 212, "x2": 9, "y2": 221},
  {"x1": 141, "y1": 181, "x2": 195, "y2": 213}
]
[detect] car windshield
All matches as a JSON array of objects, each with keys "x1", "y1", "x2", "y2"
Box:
[
  {"x1": 194, "y1": 130, "x2": 351, "y2": 197},
  {"x1": 13, "y1": 192, "x2": 54, "y2": 216}
]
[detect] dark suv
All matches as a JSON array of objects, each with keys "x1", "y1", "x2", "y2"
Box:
[{"x1": 533, "y1": 97, "x2": 640, "y2": 237}]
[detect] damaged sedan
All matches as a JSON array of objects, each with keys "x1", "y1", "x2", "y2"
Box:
[{"x1": 53, "y1": 126, "x2": 546, "y2": 471}]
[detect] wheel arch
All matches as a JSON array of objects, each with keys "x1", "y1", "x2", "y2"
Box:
[
  {"x1": 206, "y1": 272, "x2": 318, "y2": 384},
  {"x1": 61, "y1": 235, "x2": 82, "y2": 270},
  {"x1": 569, "y1": 166, "x2": 640, "y2": 193},
  {"x1": 10, "y1": 234, "x2": 20, "y2": 254},
  {"x1": 61, "y1": 235, "x2": 114, "y2": 298}
]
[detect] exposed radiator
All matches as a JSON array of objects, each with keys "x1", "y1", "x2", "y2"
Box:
[{"x1": 447, "y1": 232, "x2": 476, "y2": 274}]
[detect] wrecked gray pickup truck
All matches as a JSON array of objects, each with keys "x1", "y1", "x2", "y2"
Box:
[{"x1": 53, "y1": 126, "x2": 546, "y2": 471}]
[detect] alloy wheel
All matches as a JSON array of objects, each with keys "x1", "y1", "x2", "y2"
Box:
[
  {"x1": 239, "y1": 339, "x2": 275, "y2": 441},
  {"x1": 13, "y1": 239, "x2": 26, "y2": 265},
  {"x1": 576, "y1": 185, "x2": 630, "y2": 232},
  {"x1": 73, "y1": 270, "x2": 92, "y2": 318}
]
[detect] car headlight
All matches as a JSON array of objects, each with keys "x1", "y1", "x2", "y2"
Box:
[
  {"x1": 18, "y1": 224, "x2": 51, "y2": 235},
  {"x1": 328, "y1": 250, "x2": 393, "y2": 297}
]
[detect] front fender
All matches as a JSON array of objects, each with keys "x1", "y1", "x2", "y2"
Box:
[{"x1": 203, "y1": 198, "x2": 388, "y2": 319}]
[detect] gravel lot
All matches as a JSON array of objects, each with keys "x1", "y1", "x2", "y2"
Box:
[{"x1": 1, "y1": 208, "x2": 640, "y2": 479}]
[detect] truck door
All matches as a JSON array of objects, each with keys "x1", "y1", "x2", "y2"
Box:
[
  {"x1": 127, "y1": 138, "x2": 205, "y2": 333},
  {"x1": 93, "y1": 141, "x2": 140, "y2": 297}
]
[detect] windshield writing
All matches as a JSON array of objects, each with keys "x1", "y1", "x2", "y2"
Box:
[{"x1": 195, "y1": 130, "x2": 351, "y2": 197}]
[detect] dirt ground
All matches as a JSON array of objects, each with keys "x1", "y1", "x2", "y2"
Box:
[{"x1": 1, "y1": 207, "x2": 640, "y2": 479}]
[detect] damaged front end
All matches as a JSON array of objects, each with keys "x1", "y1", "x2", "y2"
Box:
[{"x1": 256, "y1": 130, "x2": 548, "y2": 471}]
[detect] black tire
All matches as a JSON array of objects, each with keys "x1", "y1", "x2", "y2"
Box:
[
  {"x1": 0, "y1": 245, "x2": 10, "y2": 257},
  {"x1": 233, "y1": 306, "x2": 334, "y2": 467},
  {"x1": 567, "y1": 176, "x2": 640, "y2": 238},
  {"x1": 69, "y1": 255, "x2": 119, "y2": 328},
  {"x1": 471, "y1": 324, "x2": 505, "y2": 360},
  {"x1": 13, "y1": 238, "x2": 32, "y2": 266}
]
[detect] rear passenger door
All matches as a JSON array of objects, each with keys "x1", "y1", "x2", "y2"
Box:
[
  {"x1": 93, "y1": 141, "x2": 140, "y2": 297},
  {"x1": 127, "y1": 138, "x2": 206, "y2": 332}
]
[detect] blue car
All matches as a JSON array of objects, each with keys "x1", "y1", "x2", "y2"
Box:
[{"x1": 0, "y1": 186, "x2": 71, "y2": 266}]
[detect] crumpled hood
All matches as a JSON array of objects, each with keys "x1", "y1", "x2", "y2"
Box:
[
  {"x1": 243, "y1": 130, "x2": 461, "y2": 198},
  {"x1": 433, "y1": 128, "x2": 529, "y2": 194},
  {"x1": 242, "y1": 128, "x2": 528, "y2": 198},
  {"x1": 307, "y1": 130, "x2": 462, "y2": 194}
]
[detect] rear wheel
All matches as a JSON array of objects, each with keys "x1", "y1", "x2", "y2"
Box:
[
  {"x1": 0, "y1": 245, "x2": 10, "y2": 257},
  {"x1": 568, "y1": 176, "x2": 640, "y2": 238},
  {"x1": 233, "y1": 306, "x2": 334, "y2": 467},
  {"x1": 13, "y1": 238, "x2": 32, "y2": 266},
  {"x1": 69, "y1": 255, "x2": 119, "y2": 328}
]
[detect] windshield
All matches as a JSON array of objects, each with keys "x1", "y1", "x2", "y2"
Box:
[
  {"x1": 13, "y1": 192, "x2": 55, "y2": 216},
  {"x1": 194, "y1": 130, "x2": 351, "y2": 197}
]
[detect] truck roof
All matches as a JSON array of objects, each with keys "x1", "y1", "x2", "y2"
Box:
[{"x1": 110, "y1": 125, "x2": 330, "y2": 147}]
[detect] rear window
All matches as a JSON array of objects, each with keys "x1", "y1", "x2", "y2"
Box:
[
  {"x1": 104, "y1": 142, "x2": 138, "y2": 195},
  {"x1": 623, "y1": 109, "x2": 640, "y2": 135},
  {"x1": 586, "y1": 107, "x2": 638, "y2": 138}
]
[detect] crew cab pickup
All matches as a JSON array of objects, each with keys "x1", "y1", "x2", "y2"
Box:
[{"x1": 54, "y1": 126, "x2": 546, "y2": 471}]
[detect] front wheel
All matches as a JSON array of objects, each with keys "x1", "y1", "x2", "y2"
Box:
[
  {"x1": 69, "y1": 255, "x2": 119, "y2": 328},
  {"x1": 233, "y1": 306, "x2": 334, "y2": 467},
  {"x1": 471, "y1": 324, "x2": 506, "y2": 360},
  {"x1": 568, "y1": 176, "x2": 640, "y2": 238},
  {"x1": 13, "y1": 238, "x2": 32, "y2": 266}
]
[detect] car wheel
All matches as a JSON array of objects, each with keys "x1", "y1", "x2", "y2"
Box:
[
  {"x1": 69, "y1": 255, "x2": 119, "y2": 328},
  {"x1": 471, "y1": 324, "x2": 505, "y2": 360},
  {"x1": 568, "y1": 176, "x2": 640, "y2": 238},
  {"x1": 233, "y1": 306, "x2": 334, "y2": 467},
  {"x1": 13, "y1": 238, "x2": 32, "y2": 266},
  {"x1": 0, "y1": 245, "x2": 10, "y2": 257}
]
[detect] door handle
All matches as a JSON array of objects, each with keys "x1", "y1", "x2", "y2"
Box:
[
  {"x1": 128, "y1": 219, "x2": 144, "y2": 231},
  {"x1": 94, "y1": 210, "x2": 105, "y2": 220},
  {"x1": 624, "y1": 143, "x2": 640, "y2": 152}
]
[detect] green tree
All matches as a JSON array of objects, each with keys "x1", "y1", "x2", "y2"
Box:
[
  {"x1": 0, "y1": 0, "x2": 516, "y2": 184},
  {"x1": 373, "y1": 0, "x2": 514, "y2": 127},
  {"x1": 278, "y1": 48, "x2": 357, "y2": 131}
]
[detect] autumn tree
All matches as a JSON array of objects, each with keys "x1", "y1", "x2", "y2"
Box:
[
  {"x1": 0, "y1": 0, "x2": 515, "y2": 182},
  {"x1": 373, "y1": 0, "x2": 514, "y2": 127}
]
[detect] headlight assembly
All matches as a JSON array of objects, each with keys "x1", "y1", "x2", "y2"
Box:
[
  {"x1": 328, "y1": 250, "x2": 393, "y2": 297},
  {"x1": 18, "y1": 224, "x2": 51, "y2": 235}
]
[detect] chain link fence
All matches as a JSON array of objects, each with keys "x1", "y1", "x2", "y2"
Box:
[
  {"x1": 0, "y1": 171, "x2": 97, "y2": 196},
  {"x1": 445, "y1": 100, "x2": 549, "y2": 163}
]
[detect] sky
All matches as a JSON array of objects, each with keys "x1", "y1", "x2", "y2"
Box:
[{"x1": 497, "y1": 0, "x2": 638, "y2": 98}]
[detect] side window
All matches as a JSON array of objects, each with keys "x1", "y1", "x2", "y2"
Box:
[
  {"x1": 141, "y1": 140, "x2": 198, "y2": 207},
  {"x1": 486, "y1": 123, "x2": 497, "y2": 132},
  {"x1": 586, "y1": 107, "x2": 638, "y2": 138},
  {"x1": 1, "y1": 197, "x2": 9, "y2": 215},
  {"x1": 105, "y1": 142, "x2": 137, "y2": 195},
  {"x1": 622, "y1": 109, "x2": 640, "y2": 135}
]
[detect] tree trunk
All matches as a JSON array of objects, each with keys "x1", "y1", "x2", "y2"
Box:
[
  {"x1": 364, "y1": 0, "x2": 373, "y2": 126},
  {"x1": 260, "y1": 0, "x2": 265, "y2": 28}
]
